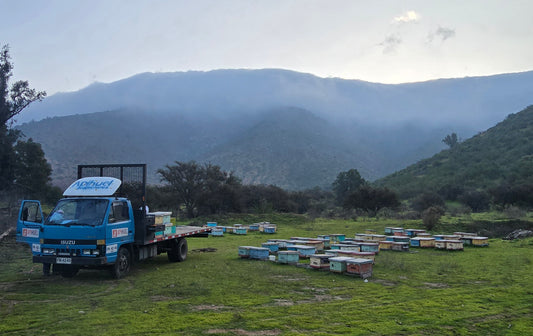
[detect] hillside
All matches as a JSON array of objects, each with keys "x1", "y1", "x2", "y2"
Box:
[
  {"x1": 15, "y1": 69, "x2": 533, "y2": 190},
  {"x1": 376, "y1": 105, "x2": 533, "y2": 198},
  {"x1": 18, "y1": 107, "x2": 381, "y2": 189}
]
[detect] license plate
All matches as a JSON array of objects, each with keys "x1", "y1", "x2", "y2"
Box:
[{"x1": 56, "y1": 257, "x2": 72, "y2": 264}]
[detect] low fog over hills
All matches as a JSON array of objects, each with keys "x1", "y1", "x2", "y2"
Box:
[{"x1": 17, "y1": 69, "x2": 533, "y2": 189}]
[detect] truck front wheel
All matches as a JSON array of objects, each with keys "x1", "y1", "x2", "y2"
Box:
[
  {"x1": 168, "y1": 238, "x2": 187, "y2": 262},
  {"x1": 111, "y1": 247, "x2": 131, "y2": 279}
]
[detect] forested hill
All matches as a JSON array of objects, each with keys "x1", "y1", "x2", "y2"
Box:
[
  {"x1": 15, "y1": 69, "x2": 533, "y2": 190},
  {"x1": 376, "y1": 105, "x2": 533, "y2": 199}
]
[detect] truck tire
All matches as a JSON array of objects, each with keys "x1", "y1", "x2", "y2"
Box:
[
  {"x1": 111, "y1": 247, "x2": 131, "y2": 279},
  {"x1": 168, "y1": 238, "x2": 187, "y2": 262},
  {"x1": 59, "y1": 265, "x2": 79, "y2": 278}
]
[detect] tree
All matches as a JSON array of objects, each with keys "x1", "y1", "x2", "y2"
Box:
[
  {"x1": 344, "y1": 185, "x2": 400, "y2": 214},
  {"x1": 158, "y1": 161, "x2": 241, "y2": 218},
  {"x1": 442, "y1": 132, "x2": 459, "y2": 149},
  {"x1": 0, "y1": 44, "x2": 46, "y2": 192},
  {"x1": 13, "y1": 138, "x2": 52, "y2": 199},
  {"x1": 332, "y1": 169, "x2": 366, "y2": 205}
]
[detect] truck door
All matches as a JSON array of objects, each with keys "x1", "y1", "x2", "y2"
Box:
[{"x1": 16, "y1": 200, "x2": 44, "y2": 253}]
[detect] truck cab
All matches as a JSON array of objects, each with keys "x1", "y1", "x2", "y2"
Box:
[{"x1": 18, "y1": 176, "x2": 135, "y2": 277}]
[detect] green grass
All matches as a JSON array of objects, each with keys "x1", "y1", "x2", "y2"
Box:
[{"x1": 1, "y1": 216, "x2": 532, "y2": 335}]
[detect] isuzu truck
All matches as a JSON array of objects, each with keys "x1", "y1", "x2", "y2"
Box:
[{"x1": 16, "y1": 164, "x2": 210, "y2": 278}]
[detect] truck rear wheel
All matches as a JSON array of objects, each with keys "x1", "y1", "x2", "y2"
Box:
[
  {"x1": 111, "y1": 247, "x2": 131, "y2": 279},
  {"x1": 168, "y1": 238, "x2": 187, "y2": 262}
]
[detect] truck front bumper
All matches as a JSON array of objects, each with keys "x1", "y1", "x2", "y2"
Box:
[{"x1": 33, "y1": 255, "x2": 108, "y2": 265}]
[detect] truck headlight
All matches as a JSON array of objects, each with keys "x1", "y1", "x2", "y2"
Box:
[
  {"x1": 82, "y1": 249, "x2": 100, "y2": 256},
  {"x1": 43, "y1": 248, "x2": 56, "y2": 255}
]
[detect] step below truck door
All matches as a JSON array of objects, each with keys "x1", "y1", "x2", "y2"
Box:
[{"x1": 16, "y1": 200, "x2": 44, "y2": 254}]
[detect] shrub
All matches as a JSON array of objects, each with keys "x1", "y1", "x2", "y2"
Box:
[{"x1": 422, "y1": 206, "x2": 445, "y2": 231}]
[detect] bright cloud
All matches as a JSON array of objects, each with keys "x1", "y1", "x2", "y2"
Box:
[{"x1": 392, "y1": 10, "x2": 420, "y2": 23}]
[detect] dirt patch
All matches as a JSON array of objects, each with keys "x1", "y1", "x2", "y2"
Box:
[
  {"x1": 206, "y1": 329, "x2": 281, "y2": 335},
  {"x1": 422, "y1": 282, "x2": 449, "y2": 289},
  {"x1": 371, "y1": 279, "x2": 398, "y2": 286},
  {"x1": 192, "y1": 304, "x2": 230, "y2": 311}
]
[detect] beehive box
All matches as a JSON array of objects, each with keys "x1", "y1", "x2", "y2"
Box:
[
  {"x1": 417, "y1": 233, "x2": 432, "y2": 238},
  {"x1": 393, "y1": 236, "x2": 410, "y2": 243},
  {"x1": 346, "y1": 258, "x2": 374, "y2": 278},
  {"x1": 309, "y1": 254, "x2": 333, "y2": 269},
  {"x1": 147, "y1": 211, "x2": 172, "y2": 225},
  {"x1": 454, "y1": 232, "x2": 476, "y2": 238},
  {"x1": 249, "y1": 247, "x2": 270, "y2": 260},
  {"x1": 226, "y1": 227, "x2": 234, "y2": 234},
  {"x1": 330, "y1": 234, "x2": 346, "y2": 243},
  {"x1": 379, "y1": 240, "x2": 393, "y2": 250},
  {"x1": 355, "y1": 233, "x2": 371, "y2": 240},
  {"x1": 419, "y1": 237, "x2": 436, "y2": 248},
  {"x1": 391, "y1": 242, "x2": 410, "y2": 252},
  {"x1": 461, "y1": 237, "x2": 473, "y2": 245},
  {"x1": 384, "y1": 227, "x2": 394, "y2": 234},
  {"x1": 471, "y1": 236, "x2": 489, "y2": 247},
  {"x1": 391, "y1": 227, "x2": 405, "y2": 235},
  {"x1": 359, "y1": 242, "x2": 380, "y2": 253},
  {"x1": 206, "y1": 222, "x2": 217, "y2": 227},
  {"x1": 238, "y1": 246, "x2": 255, "y2": 258},
  {"x1": 324, "y1": 249, "x2": 339, "y2": 256},
  {"x1": 336, "y1": 251, "x2": 376, "y2": 262},
  {"x1": 434, "y1": 240, "x2": 447, "y2": 249},
  {"x1": 263, "y1": 226, "x2": 276, "y2": 234},
  {"x1": 287, "y1": 245, "x2": 316, "y2": 258},
  {"x1": 405, "y1": 229, "x2": 426, "y2": 237},
  {"x1": 248, "y1": 224, "x2": 260, "y2": 231},
  {"x1": 211, "y1": 228, "x2": 224, "y2": 237},
  {"x1": 277, "y1": 250, "x2": 299, "y2": 264},
  {"x1": 164, "y1": 224, "x2": 175, "y2": 235},
  {"x1": 369, "y1": 234, "x2": 387, "y2": 241},
  {"x1": 410, "y1": 237, "x2": 421, "y2": 247},
  {"x1": 329, "y1": 257, "x2": 354, "y2": 273},
  {"x1": 268, "y1": 239, "x2": 291, "y2": 249},
  {"x1": 434, "y1": 235, "x2": 445, "y2": 240},
  {"x1": 261, "y1": 242, "x2": 279, "y2": 253},
  {"x1": 332, "y1": 244, "x2": 361, "y2": 252},
  {"x1": 234, "y1": 227, "x2": 248, "y2": 235},
  {"x1": 304, "y1": 240, "x2": 325, "y2": 251},
  {"x1": 445, "y1": 240, "x2": 464, "y2": 250}
]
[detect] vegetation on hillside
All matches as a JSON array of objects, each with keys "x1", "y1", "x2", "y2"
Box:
[{"x1": 376, "y1": 105, "x2": 533, "y2": 206}]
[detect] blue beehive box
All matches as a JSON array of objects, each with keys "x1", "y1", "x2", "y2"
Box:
[
  {"x1": 207, "y1": 222, "x2": 217, "y2": 227},
  {"x1": 210, "y1": 228, "x2": 224, "y2": 237},
  {"x1": 262, "y1": 242, "x2": 279, "y2": 253},
  {"x1": 277, "y1": 250, "x2": 299, "y2": 264},
  {"x1": 238, "y1": 246, "x2": 255, "y2": 258},
  {"x1": 410, "y1": 237, "x2": 421, "y2": 247},
  {"x1": 249, "y1": 247, "x2": 270, "y2": 260}
]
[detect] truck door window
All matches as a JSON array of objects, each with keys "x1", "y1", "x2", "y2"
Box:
[
  {"x1": 109, "y1": 201, "x2": 129, "y2": 223},
  {"x1": 20, "y1": 202, "x2": 42, "y2": 223}
]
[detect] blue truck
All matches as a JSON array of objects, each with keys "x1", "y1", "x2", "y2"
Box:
[{"x1": 16, "y1": 164, "x2": 210, "y2": 278}]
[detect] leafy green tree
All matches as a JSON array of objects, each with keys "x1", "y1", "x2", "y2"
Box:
[
  {"x1": 332, "y1": 169, "x2": 366, "y2": 205},
  {"x1": 158, "y1": 161, "x2": 241, "y2": 218},
  {"x1": 344, "y1": 185, "x2": 400, "y2": 214},
  {"x1": 0, "y1": 44, "x2": 46, "y2": 192},
  {"x1": 442, "y1": 132, "x2": 459, "y2": 149},
  {"x1": 13, "y1": 138, "x2": 52, "y2": 198}
]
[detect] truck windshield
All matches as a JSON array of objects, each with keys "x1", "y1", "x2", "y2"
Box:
[{"x1": 45, "y1": 199, "x2": 109, "y2": 226}]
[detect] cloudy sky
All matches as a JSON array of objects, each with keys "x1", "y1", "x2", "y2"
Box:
[{"x1": 2, "y1": 0, "x2": 532, "y2": 94}]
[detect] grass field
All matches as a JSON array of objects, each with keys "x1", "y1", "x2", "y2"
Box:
[{"x1": 1, "y1": 215, "x2": 532, "y2": 335}]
